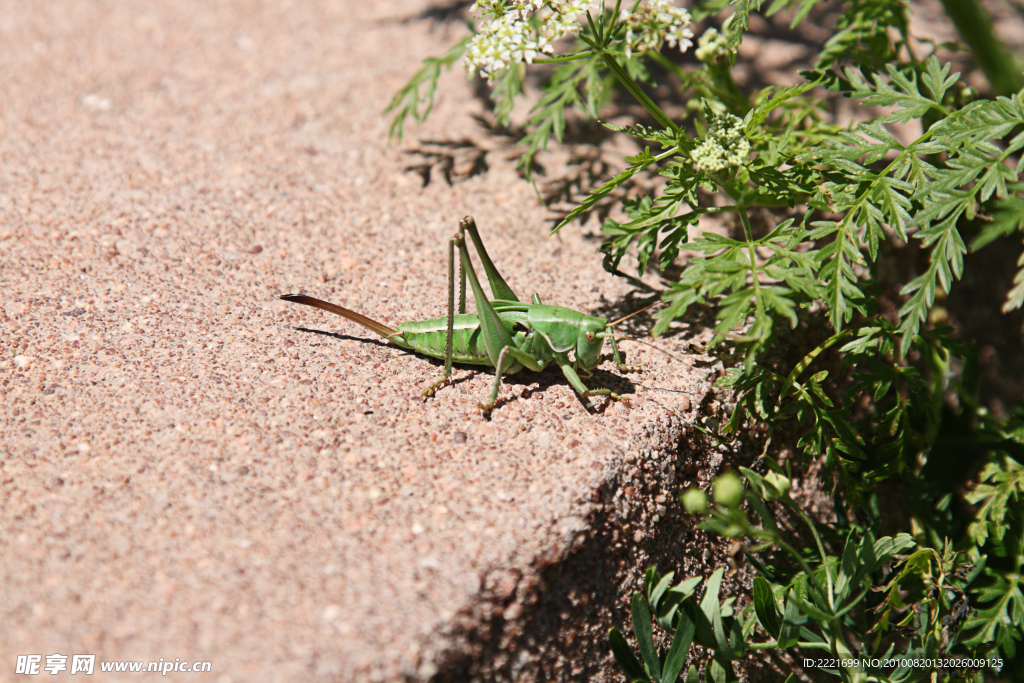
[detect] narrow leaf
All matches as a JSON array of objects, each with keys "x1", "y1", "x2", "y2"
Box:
[
  {"x1": 632, "y1": 592, "x2": 661, "y2": 681},
  {"x1": 609, "y1": 627, "x2": 650, "y2": 682},
  {"x1": 752, "y1": 577, "x2": 783, "y2": 639}
]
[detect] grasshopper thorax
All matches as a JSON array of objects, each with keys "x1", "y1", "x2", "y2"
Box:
[{"x1": 526, "y1": 305, "x2": 608, "y2": 369}]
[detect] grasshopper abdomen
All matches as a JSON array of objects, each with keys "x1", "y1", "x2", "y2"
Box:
[{"x1": 396, "y1": 315, "x2": 497, "y2": 366}]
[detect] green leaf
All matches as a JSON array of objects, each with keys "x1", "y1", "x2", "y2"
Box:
[
  {"x1": 1004, "y1": 247, "x2": 1024, "y2": 313},
  {"x1": 752, "y1": 577, "x2": 783, "y2": 639},
  {"x1": 722, "y1": 0, "x2": 760, "y2": 59},
  {"x1": 813, "y1": 1, "x2": 908, "y2": 70},
  {"x1": 817, "y1": 216, "x2": 866, "y2": 330},
  {"x1": 649, "y1": 570, "x2": 675, "y2": 613},
  {"x1": 972, "y1": 190, "x2": 1024, "y2": 250},
  {"x1": 706, "y1": 658, "x2": 736, "y2": 683},
  {"x1": 632, "y1": 592, "x2": 661, "y2": 681},
  {"x1": 516, "y1": 52, "x2": 608, "y2": 184},
  {"x1": 744, "y1": 79, "x2": 822, "y2": 132},
  {"x1": 965, "y1": 457, "x2": 1024, "y2": 545},
  {"x1": 777, "y1": 590, "x2": 804, "y2": 649},
  {"x1": 384, "y1": 34, "x2": 472, "y2": 141},
  {"x1": 662, "y1": 615, "x2": 696, "y2": 683},
  {"x1": 834, "y1": 529, "x2": 863, "y2": 605},
  {"x1": 765, "y1": 0, "x2": 822, "y2": 27},
  {"x1": 555, "y1": 148, "x2": 660, "y2": 233},
  {"x1": 609, "y1": 627, "x2": 650, "y2": 683}
]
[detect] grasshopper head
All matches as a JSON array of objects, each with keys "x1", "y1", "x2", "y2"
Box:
[{"x1": 576, "y1": 317, "x2": 608, "y2": 370}]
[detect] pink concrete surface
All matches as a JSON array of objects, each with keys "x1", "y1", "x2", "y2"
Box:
[{"x1": 0, "y1": 1, "x2": 710, "y2": 680}]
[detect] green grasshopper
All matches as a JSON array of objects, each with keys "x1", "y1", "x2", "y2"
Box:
[{"x1": 280, "y1": 216, "x2": 649, "y2": 412}]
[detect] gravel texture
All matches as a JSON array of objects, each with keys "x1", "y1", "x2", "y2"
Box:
[{"x1": 0, "y1": 1, "x2": 715, "y2": 681}]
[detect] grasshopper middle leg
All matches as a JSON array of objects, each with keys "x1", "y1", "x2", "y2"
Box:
[{"x1": 420, "y1": 232, "x2": 460, "y2": 399}]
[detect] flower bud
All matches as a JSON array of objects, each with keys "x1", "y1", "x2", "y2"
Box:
[
  {"x1": 681, "y1": 487, "x2": 708, "y2": 514},
  {"x1": 763, "y1": 471, "x2": 791, "y2": 500},
  {"x1": 695, "y1": 27, "x2": 731, "y2": 66},
  {"x1": 713, "y1": 471, "x2": 744, "y2": 507}
]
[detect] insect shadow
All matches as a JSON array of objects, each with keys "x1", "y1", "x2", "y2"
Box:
[
  {"x1": 294, "y1": 327, "x2": 393, "y2": 350},
  {"x1": 295, "y1": 327, "x2": 484, "y2": 391},
  {"x1": 485, "y1": 366, "x2": 637, "y2": 417}
]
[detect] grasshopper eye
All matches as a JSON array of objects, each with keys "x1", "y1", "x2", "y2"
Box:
[{"x1": 584, "y1": 331, "x2": 597, "y2": 344}]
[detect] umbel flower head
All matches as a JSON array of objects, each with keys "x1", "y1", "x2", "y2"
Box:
[
  {"x1": 692, "y1": 103, "x2": 750, "y2": 176},
  {"x1": 465, "y1": 1, "x2": 694, "y2": 83},
  {"x1": 465, "y1": 1, "x2": 593, "y2": 83}
]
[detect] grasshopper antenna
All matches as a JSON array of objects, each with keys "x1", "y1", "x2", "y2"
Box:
[
  {"x1": 610, "y1": 335, "x2": 687, "y2": 363},
  {"x1": 607, "y1": 300, "x2": 666, "y2": 328}
]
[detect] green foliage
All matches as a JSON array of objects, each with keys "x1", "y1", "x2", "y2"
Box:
[
  {"x1": 614, "y1": 466, "x2": 1011, "y2": 682},
  {"x1": 961, "y1": 431, "x2": 1024, "y2": 661},
  {"x1": 513, "y1": 50, "x2": 609, "y2": 182},
  {"x1": 814, "y1": 0, "x2": 909, "y2": 70},
  {"x1": 388, "y1": 0, "x2": 1024, "y2": 680},
  {"x1": 383, "y1": 33, "x2": 472, "y2": 141}
]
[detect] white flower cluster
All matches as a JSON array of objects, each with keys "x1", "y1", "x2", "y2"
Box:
[
  {"x1": 618, "y1": 0, "x2": 694, "y2": 59},
  {"x1": 692, "y1": 110, "x2": 750, "y2": 173},
  {"x1": 465, "y1": 1, "x2": 593, "y2": 83}
]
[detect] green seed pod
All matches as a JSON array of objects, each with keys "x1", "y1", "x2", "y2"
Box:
[
  {"x1": 681, "y1": 487, "x2": 709, "y2": 514},
  {"x1": 713, "y1": 471, "x2": 744, "y2": 507}
]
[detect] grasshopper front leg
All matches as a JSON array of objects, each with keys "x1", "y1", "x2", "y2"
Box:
[
  {"x1": 556, "y1": 356, "x2": 631, "y2": 407},
  {"x1": 608, "y1": 334, "x2": 642, "y2": 373}
]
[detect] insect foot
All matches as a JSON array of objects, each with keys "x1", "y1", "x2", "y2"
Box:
[
  {"x1": 421, "y1": 375, "x2": 454, "y2": 399},
  {"x1": 618, "y1": 362, "x2": 644, "y2": 373},
  {"x1": 582, "y1": 388, "x2": 631, "y2": 408}
]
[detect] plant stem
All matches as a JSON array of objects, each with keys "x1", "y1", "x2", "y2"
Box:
[
  {"x1": 647, "y1": 50, "x2": 749, "y2": 115},
  {"x1": 939, "y1": 0, "x2": 1024, "y2": 96},
  {"x1": 777, "y1": 329, "x2": 854, "y2": 405},
  {"x1": 601, "y1": 53, "x2": 679, "y2": 132},
  {"x1": 786, "y1": 498, "x2": 835, "y2": 610},
  {"x1": 737, "y1": 204, "x2": 764, "y2": 312},
  {"x1": 532, "y1": 50, "x2": 595, "y2": 64}
]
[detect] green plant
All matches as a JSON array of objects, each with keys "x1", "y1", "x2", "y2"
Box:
[
  {"x1": 616, "y1": 464, "x2": 995, "y2": 683},
  {"x1": 388, "y1": 0, "x2": 1024, "y2": 679}
]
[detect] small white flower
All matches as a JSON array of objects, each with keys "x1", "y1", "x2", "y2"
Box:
[{"x1": 692, "y1": 109, "x2": 750, "y2": 173}]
